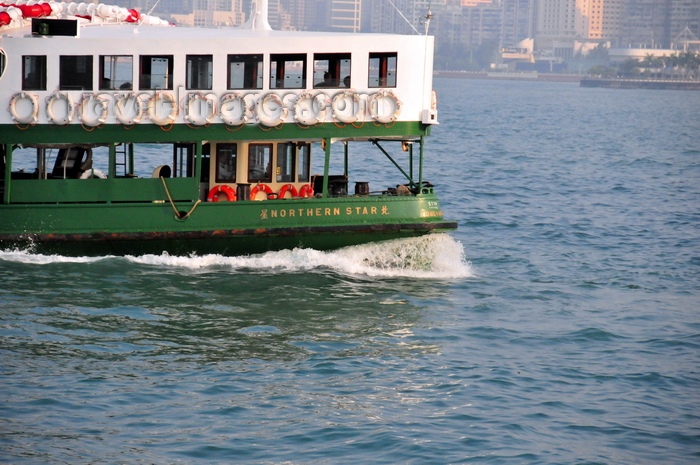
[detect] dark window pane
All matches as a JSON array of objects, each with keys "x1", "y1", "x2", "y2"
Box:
[
  {"x1": 22, "y1": 55, "x2": 47, "y2": 90},
  {"x1": 60, "y1": 55, "x2": 92, "y2": 90}
]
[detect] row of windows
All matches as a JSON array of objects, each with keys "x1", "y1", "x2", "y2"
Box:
[
  {"x1": 215, "y1": 142, "x2": 311, "y2": 185},
  {"x1": 21, "y1": 52, "x2": 397, "y2": 92}
]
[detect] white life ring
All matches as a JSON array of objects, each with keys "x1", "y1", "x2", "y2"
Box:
[
  {"x1": 114, "y1": 93, "x2": 145, "y2": 125},
  {"x1": 219, "y1": 93, "x2": 249, "y2": 126},
  {"x1": 79, "y1": 168, "x2": 108, "y2": 179},
  {"x1": 79, "y1": 93, "x2": 110, "y2": 127},
  {"x1": 369, "y1": 89, "x2": 402, "y2": 124},
  {"x1": 148, "y1": 92, "x2": 178, "y2": 126},
  {"x1": 293, "y1": 91, "x2": 327, "y2": 126},
  {"x1": 46, "y1": 91, "x2": 74, "y2": 125},
  {"x1": 256, "y1": 93, "x2": 288, "y2": 127},
  {"x1": 184, "y1": 92, "x2": 216, "y2": 126},
  {"x1": 8, "y1": 92, "x2": 39, "y2": 125},
  {"x1": 331, "y1": 89, "x2": 362, "y2": 124}
]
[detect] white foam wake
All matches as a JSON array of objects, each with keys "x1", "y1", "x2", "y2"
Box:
[
  {"x1": 1, "y1": 234, "x2": 473, "y2": 279},
  {"x1": 0, "y1": 249, "x2": 104, "y2": 265}
]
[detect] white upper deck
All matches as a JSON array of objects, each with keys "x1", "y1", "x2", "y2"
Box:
[{"x1": 0, "y1": 1, "x2": 437, "y2": 128}]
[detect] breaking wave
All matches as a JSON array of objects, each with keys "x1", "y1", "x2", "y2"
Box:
[{"x1": 0, "y1": 234, "x2": 473, "y2": 279}]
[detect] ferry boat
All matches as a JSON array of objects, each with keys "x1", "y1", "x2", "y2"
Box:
[{"x1": 0, "y1": 0, "x2": 457, "y2": 256}]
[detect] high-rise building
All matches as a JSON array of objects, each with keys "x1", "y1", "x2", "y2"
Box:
[
  {"x1": 170, "y1": 0, "x2": 245, "y2": 27},
  {"x1": 533, "y1": 0, "x2": 700, "y2": 54},
  {"x1": 616, "y1": 0, "x2": 671, "y2": 48},
  {"x1": 534, "y1": 0, "x2": 578, "y2": 49},
  {"x1": 598, "y1": 0, "x2": 624, "y2": 44},
  {"x1": 329, "y1": 0, "x2": 361, "y2": 32},
  {"x1": 500, "y1": 0, "x2": 535, "y2": 47},
  {"x1": 365, "y1": 0, "x2": 426, "y2": 35},
  {"x1": 276, "y1": 0, "x2": 311, "y2": 30},
  {"x1": 574, "y1": 0, "x2": 604, "y2": 39},
  {"x1": 670, "y1": 0, "x2": 700, "y2": 49},
  {"x1": 431, "y1": 0, "x2": 502, "y2": 63}
]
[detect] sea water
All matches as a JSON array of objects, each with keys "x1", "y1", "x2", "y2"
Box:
[{"x1": 1, "y1": 79, "x2": 699, "y2": 464}]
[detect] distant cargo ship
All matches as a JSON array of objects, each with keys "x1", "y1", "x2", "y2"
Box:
[
  {"x1": 581, "y1": 78, "x2": 700, "y2": 90},
  {"x1": 435, "y1": 71, "x2": 582, "y2": 83}
]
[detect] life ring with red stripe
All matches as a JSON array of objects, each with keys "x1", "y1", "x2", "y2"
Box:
[
  {"x1": 298, "y1": 184, "x2": 314, "y2": 198},
  {"x1": 207, "y1": 185, "x2": 236, "y2": 202},
  {"x1": 250, "y1": 183, "x2": 274, "y2": 200},
  {"x1": 277, "y1": 184, "x2": 299, "y2": 199}
]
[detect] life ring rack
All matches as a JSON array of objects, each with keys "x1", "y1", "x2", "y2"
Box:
[
  {"x1": 80, "y1": 93, "x2": 110, "y2": 127},
  {"x1": 368, "y1": 89, "x2": 402, "y2": 124},
  {"x1": 46, "y1": 91, "x2": 75, "y2": 125},
  {"x1": 293, "y1": 92, "x2": 327, "y2": 126},
  {"x1": 219, "y1": 93, "x2": 249, "y2": 126},
  {"x1": 207, "y1": 185, "x2": 237, "y2": 202},
  {"x1": 148, "y1": 92, "x2": 178, "y2": 126},
  {"x1": 256, "y1": 93, "x2": 287, "y2": 128},
  {"x1": 278, "y1": 184, "x2": 299, "y2": 199},
  {"x1": 331, "y1": 90, "x2": 362, "y2": 124},
  {"x1": 8, "y1": 92, "x2": 39, "y2": 125},
  {"x1": 114, "y1": 93, "x2": 145, "y2": 125},
  {"x1": 250, "y1": 183, "x2": 274, "y2": 200},
  {"x1": 184, "y1": 92, "x2": 216, "y2": 126}
]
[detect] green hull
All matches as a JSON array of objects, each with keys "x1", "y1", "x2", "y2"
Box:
[
  {"x1": 0, "y1": 194, "x2": 456, "y2": 256},
  {"x1": 1, "y1": 122, "x2": 456, "y2": 256}
]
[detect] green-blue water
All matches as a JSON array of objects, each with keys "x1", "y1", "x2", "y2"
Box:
[{"x1": 1, "y1": 79, "x2": 699, "y2": 464}]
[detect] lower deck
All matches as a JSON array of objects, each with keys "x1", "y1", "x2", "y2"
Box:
[{"x1": 0, "y1": 137, "x2": 456, "y2": 255}]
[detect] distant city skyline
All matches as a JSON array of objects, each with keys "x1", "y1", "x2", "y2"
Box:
[{"x1": 118, "y1": 0, "x2": 700, "y2": 68}]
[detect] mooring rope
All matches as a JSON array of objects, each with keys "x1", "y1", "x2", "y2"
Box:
[{"x1": 160, "y1": 176, "x2": 201, "y2": 220}]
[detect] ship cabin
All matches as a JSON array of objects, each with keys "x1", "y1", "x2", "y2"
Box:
[{"x1": 0, "y1": 15, "x2": 438, "y2": 207}]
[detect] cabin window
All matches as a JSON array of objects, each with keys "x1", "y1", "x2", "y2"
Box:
[
  {"x1": 297, "y1": 143, "x2": 311, "y2": 182},
  {"x1": 22, "y1": 55, "x2": 47, "y2": 90},
  {"x1": 172, "y1": 143, "x2": 205, "y2": 178},
  {"x1": 227, "y1": 54, "x2": 263, "y2": 90},
  {"x1": 99, "y1": 55, "x2": 133, "y2": 90},
  {"x1": 270, "y1": 54, "x2": 306, "y2": 89},
  {"x1": 274, "y1": 142, "x2": 309, "y2": 183},
  {"x1": 313, "y1": 53, "x2": 351, "y2": 88},
  {"x1": 140, "y1": 55, "x2": 173, "y2": 90},
  {"x1": 186, "y1": 55, "x2": 213, "y2": 90},
  {"x1": 276, "y1": 143, "x2": 296, "y2": 183},
  {"x1": 248, "y1": 144, "x2": 272, "y2": 183},
  {"x1": 60, "y1": 55, "x2": 92, "y2": 90},
  {"x1": 200, "y1": 144, "x2": 211, "y2": 183},
  {"x1": 0, "y1": 49, "x2": 6, "y2": 80},
  {"x1": 368, "y1": 52, "x2": 397, "y2": 87},
  {"x1": 215, "y1": 143, "x2": 237, "y2": 183}
]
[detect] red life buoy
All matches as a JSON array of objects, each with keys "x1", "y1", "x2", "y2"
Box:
[
  {"x1": 299, "y1": 184, "x2": 314, "y2": 198},
  {"x1": 19, "y1": 4, "x2": 46, "y2": 18},
  {"x1": 277, "y1": 184, "x2": 299, "y2": 199},
  {"x1": 0, "y1": 12, "x2": 11, "y2": 26},
  {"x1": 207, "y1": 185, "x2": 236, "y2": 202},
  {"x1": 126, "y1": 9, "x2": 140, "y2": 22},
  {"x1": 250, "y1": 183, "x2": 273, "y2": 201}
]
